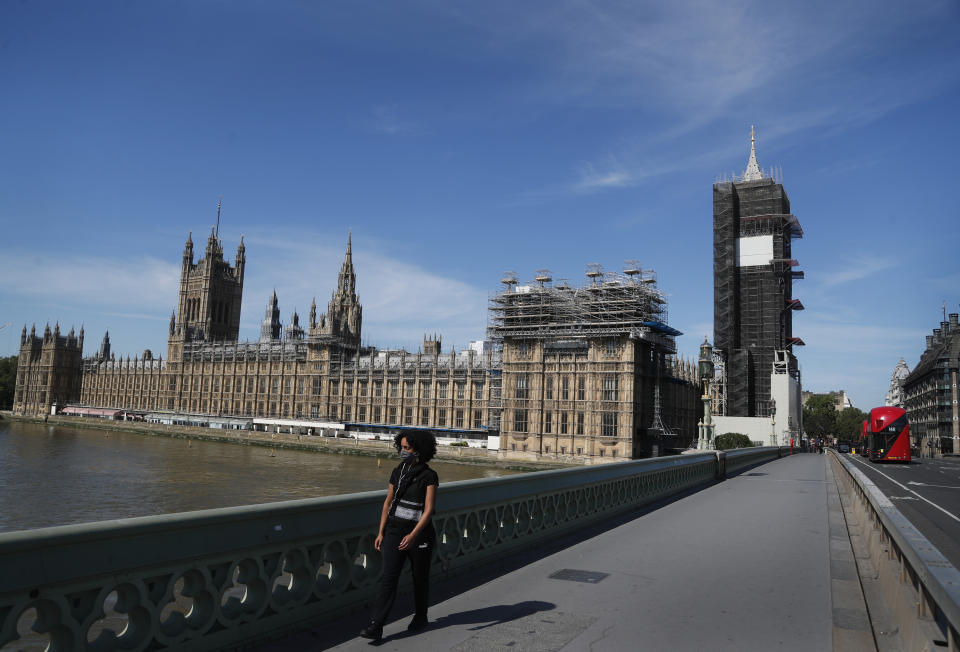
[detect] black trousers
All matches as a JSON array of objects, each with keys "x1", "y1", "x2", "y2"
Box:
[{"x1": 370, "y1": 524, "x2": 434, "y2": 626}]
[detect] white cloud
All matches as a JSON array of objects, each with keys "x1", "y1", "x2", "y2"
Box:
[
  {"x1": 201, "y1": 227, "x2": 489, "y2": 351},
  {"x1": 574, "y1": 158, "x2": 634, "y2": 192},
  {"x1": 0, "y1": 231, "x2": 490, "y2": 357},
  {"x1": 0, "y1": 252, "x2": 180, "y2": 311},
  {"x1": 815, "y1": 256, "x2": 898, "y2": 288},
  {"x1": 371, "y1": 103, "x2": 416, "y2": 136}
]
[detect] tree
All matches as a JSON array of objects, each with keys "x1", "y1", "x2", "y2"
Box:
[
  {"x1": 716, "y1": 432, "x2": 754, "y2": 450},
  {"x1": 803, "y1": 394, "x2": 837, "y2": 439},
  {"x1": 835, "y1": 407, "x2": 868, "y2": 443},
  {"x1": 0, "y1": 356, "x2": 17, "y2": 410}
]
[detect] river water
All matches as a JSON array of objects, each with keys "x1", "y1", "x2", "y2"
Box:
[{"x1": 0, "y1": 420, "x2": 520, "y2": 533}]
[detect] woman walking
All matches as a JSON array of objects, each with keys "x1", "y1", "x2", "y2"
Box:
[{"x1": 360, "y1": 430, "x2": 439, "y2": 641}]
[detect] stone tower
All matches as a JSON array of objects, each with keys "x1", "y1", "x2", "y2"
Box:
[
  {"x1": 423, "y1": 334, "x2": 442, "y2": 356},
  {"x1": 713, "y1": 128, "x2": 804, "y2": 417},
  {"x1": 13, "y1": 322, "x2": 84, "y2": 415},
  {"x1": 260, "y1": 291, "x2": 282, "y2": 341},
  {"x1": 315, "y1": 233, "x2": 362, "y2": 348},
  {"x1": 172, "y1": 228, "x2": 245, "y2": 346}
]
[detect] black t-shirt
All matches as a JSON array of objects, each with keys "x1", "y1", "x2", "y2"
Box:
[{"x1": 387, "y1": 462, "x2": 438, "y2": 526}]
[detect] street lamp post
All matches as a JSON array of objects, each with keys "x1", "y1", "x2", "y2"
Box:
[
  {"x1": 769, "y1": 399, "x2": 777, "y2": 447},
  {"x1": 697, "y1": 337, "x2": 715, "y2": 450}
]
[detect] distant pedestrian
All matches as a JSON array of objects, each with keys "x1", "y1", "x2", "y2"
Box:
[{"x1": 360, "y1": 430, "x2": 439, "y2": 641}]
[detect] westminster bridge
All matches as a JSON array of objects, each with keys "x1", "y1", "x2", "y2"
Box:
[{"x1": 2, "y1": 449, "x2": 959, "y2": 651}]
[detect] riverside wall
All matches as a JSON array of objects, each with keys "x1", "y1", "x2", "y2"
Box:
[{"x1": 0, "y1": 411, "x2": 572, "y2": 472}]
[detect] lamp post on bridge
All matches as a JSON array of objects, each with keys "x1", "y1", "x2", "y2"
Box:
[
  {"x1": 697, "y1": 337, "x2": 716, "y2": 450},
  {"x1": 770, "y1": 399, "x2": 777, "y2": 447}
]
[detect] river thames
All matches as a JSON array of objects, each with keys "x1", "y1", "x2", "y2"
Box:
[{"x1": 0, "y1": 420, "x2": 520, "y2": 533}]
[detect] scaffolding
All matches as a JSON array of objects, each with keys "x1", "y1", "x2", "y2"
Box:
[
  {"x1": 487, "y1": 263, "x2": 677, "y2": 353},
  {"x1": 713, "y1": 176, "x2": 803, "y2": 417}
]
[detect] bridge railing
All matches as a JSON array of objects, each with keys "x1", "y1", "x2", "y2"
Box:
[
  {"x1": 0, "y1": 447, "x2": 785, "y2": 652},
  {"x1": 832, "y1": 452, "x2": 960, "y2": 651}
]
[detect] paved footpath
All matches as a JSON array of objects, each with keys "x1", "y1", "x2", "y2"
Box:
[{"x1": 270, "y1": 453, "x2": 872, "y2": 651}]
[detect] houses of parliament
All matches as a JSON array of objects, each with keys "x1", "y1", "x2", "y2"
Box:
[{"x1": 13, "y1": 226, "x2": 701, "y2": 460}]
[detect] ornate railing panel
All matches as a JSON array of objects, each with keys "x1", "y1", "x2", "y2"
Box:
[
  {"x1": 0, "y1": 449, "x2": 781, "y2": 651},
  {"x1": 725, "y1": 446, "x2": 786, "y2": 475}
]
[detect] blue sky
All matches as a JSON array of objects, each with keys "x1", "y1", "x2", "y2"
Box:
[{"x1": 1, "y1": 1, "x2": 958, "y2": 409}]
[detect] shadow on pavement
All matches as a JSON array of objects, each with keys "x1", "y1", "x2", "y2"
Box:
[{"x1": 374, "y1": 601, "x2": 557, "y2": 645}]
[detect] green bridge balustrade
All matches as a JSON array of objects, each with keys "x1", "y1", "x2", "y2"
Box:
[{"x1": 0, "y1": 447, "x2": 787, "y2": 651}]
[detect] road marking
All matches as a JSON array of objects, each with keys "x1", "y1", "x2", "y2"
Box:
[
  {"x1": 890, "y1": 496, "x2": 918, "y2": 500},
  {"x1": 849, "y1": 457, "x2": 960, "y2": 524},
  {"x1": 907, "y1": 480, "x2": 960, "y2": 490}
]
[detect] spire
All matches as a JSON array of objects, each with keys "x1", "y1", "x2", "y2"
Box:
[
  {"x1": 206, "y1": 225, "x2": 218, "y2": 255},
  {"x1": 742, "y1": 125, "x2": 763, "y2": 181},
  {"x1": 261, "y1": 291, "x2": 281, "y2": 341},
  {"x1": 216, "y1": 195, "x2": 222, "y2": 239},
  {"x1": 336, "y1": 232, "x2": 356, "y2": 298},
  {"x1": 183, "y1": 230, "x2": 194, "y2": 266}
]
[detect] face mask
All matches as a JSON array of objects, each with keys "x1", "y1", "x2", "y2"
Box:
[{"x1": 400, "y1": 449, "x2": 418, "y2": 463}]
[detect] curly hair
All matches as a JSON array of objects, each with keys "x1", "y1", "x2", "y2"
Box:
[{"x1": 393, "y1": 429, "x2": 437, "y2": 462}]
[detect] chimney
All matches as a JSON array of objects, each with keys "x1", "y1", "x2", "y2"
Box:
[
  {"x1": 951, "y1": 313, "x2": 959, "y2": 328},
  {"x1": 927, "y1": 335, "x2": 934, "y2": 348}
]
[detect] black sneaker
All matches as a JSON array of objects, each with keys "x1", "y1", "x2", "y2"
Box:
[
  {"x1": 407, "y1": 616, "x2": 428, "y2": 632},
  {"x1": 359, "y1": 622, "x2": 383, "y2": 641}
]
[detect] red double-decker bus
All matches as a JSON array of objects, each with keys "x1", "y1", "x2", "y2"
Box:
[
  {"x1": 867, "y1": 407, "x2": 911, "y2": 462},
  {"x1": 857, "y1": 420, "x2": 869, "y2": 457}
]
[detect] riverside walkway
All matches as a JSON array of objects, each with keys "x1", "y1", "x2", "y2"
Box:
[{"x1": 261, "y1": 453, "x2": 873, "y2": 651}]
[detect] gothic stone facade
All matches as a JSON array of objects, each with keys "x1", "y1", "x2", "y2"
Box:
[{"x1": 14, "y1": 230, "x2": 699, "y2": 460}]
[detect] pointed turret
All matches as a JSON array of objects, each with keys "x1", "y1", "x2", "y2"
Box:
[
  {"x1": 286, "y1": 309, "x2": 305, "y2": 341},
  {"x1": 235, "y1": 234, "x2": 246, "y2": 281},
  {"x1": 99, "y1": 330, "x2": 111, "y2": 361},
  {"x1": 309, "y1": 298, "x2": 317, "y2": 328},
  {"x1": 321, "y1": 233, "x2": 363, "y2": 347},
  {"x1": 169, "y1": 311, "x2": 176, "y2": 336},
  {"x1": 21, "y1": 324, "x2": 26, "y2": 345},
  {"x1": 205, "y1": 225, "x2": 219, "y2": 257},
  {"x1": 183, "y1": 231, "x2": 194, "y2": 267},
  {"x1": 260, "y1": 291, "x2": 281, "y2": 341},
  {"x1": 742, "y1": 125, "x2": 763, "y2": 181},
  {"x1": 337, "y1": 232, "x2": 356, "y2": 298}
]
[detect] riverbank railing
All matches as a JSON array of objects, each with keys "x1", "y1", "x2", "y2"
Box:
[{"x1": 0, "y1": 447, "x2": 786, "y2": 652}]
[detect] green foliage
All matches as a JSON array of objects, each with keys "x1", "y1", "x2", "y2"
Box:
[
  {"x1": 716, "y1": 432, "x2": 754, "y2": 450},
  {"x1": 803, "y1": 393, "x2": 837, "y2": 438},
  {"x1": 835, "y1": 407, "x2": 868, "y2": 442},
  {"x1": 0, "y1": 356, "x2": 16, "y2": 410},
  {"x1": 449, "y1": 441, "x2": 469, "y2": 447}
]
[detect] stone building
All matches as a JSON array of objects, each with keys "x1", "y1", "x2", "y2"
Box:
[
  {"x1": 902, "y1": 313, "x2": 960, "y2": 456},
  {"x1": 489, "y1": 268, "x2": 699, "y2": 458},
  {"x1": 885, "y1": 358, "x2": 910, "y2": 408},
  {"x1": 14, "y1": 323, "x2": 84, "y2": 415},
  {"x1": 14, "y1": 230, "x2": 699, "y2": 460}
]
